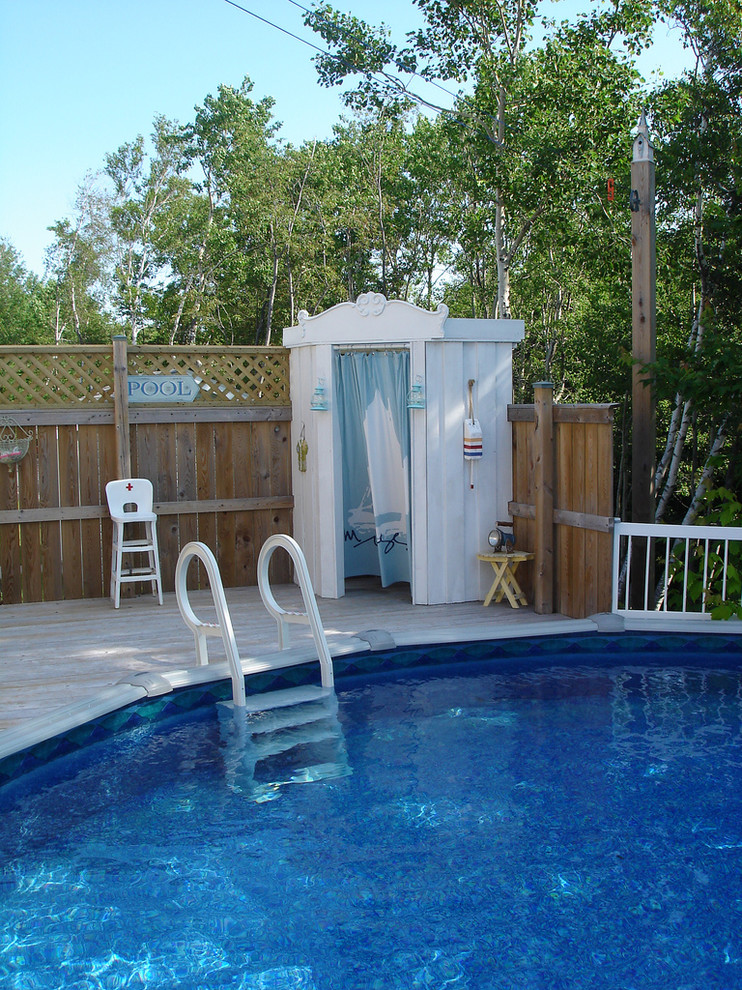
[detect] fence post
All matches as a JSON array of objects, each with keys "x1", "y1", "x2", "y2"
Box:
[
  {"x1": 533, "y1": 382, "x2": 554, "y2": 613},
  {"x1": 112, "y1": 335, "x2": 131, "y2": 479}
]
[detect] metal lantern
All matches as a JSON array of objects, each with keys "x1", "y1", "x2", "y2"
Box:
[
  {"x1": 488, "y1": 525, "x2": 515, "y2": 553},
  {"x1": 310, "y1": 379, "x2": 329, "y2": 411},
  {"x1": 406, "y1": 376, "x2": 426, "y2": 409}
]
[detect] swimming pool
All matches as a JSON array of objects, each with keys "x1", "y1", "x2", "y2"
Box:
[{"x1": 1, "y1": 632, "x2": 742, "y2": 988}]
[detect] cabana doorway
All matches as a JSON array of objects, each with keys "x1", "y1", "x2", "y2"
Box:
[{"x1": 334, "y1": 348, "x2": 411, "y2": 589}]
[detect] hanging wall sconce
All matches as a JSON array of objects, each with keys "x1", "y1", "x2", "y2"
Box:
[
  {"x1": 407, "y1": 375, "x2": 426, "y2": 409},
  {"x1": 310, "y1": 378, "x2": 329, "y2": 411}
]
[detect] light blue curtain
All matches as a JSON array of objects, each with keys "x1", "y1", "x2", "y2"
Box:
[{"x1": 335, "y1": 350, "x2": 411, "y2": 587}]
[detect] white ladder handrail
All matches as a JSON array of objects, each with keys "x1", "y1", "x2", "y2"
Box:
[
  {"x1": 257, "y1": 534, "x2": 334, "y2": 688},
  {"x1": 175, "y1": 541, "x2": 246, "y2": 707}
]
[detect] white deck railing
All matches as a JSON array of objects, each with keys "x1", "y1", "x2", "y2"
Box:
[{"x1": 612, "y1": 520, "x2": 742, "y2": 618}]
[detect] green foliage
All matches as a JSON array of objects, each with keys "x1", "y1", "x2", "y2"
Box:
[
  {"x1": 645, "y1": 0, "x2": 742, "y2": 515},
  {"x1": 2, "y1": 0, "x2": 739, "y2": 537},
  {"x1": 0, "y1": 240, "x2": 50, "y2": 344},
  {"x1": 666, "y1": 486, "x2": 742, "y2": 618},
  {"x1": 652, "y1": 320, "x2": 742, "y2": 428}
]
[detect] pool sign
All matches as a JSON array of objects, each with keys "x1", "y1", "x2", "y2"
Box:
[{"x1": 128, "y1": 374, "x2": 199, "y2": 403}]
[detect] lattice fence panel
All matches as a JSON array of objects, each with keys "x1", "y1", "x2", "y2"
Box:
[
  {"x1": 0, "y1": 346, "x2": 290, "y2": 407},
  {"x1": 0, "y1": 347, "x2": 114, "y2": 406},
  {"x1": 128, "y1": 347, "x2": 290, "y2": 405}
]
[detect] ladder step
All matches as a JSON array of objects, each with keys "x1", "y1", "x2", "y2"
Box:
[
  {"x1": 245, "y1": 705, "x2": 337, "y2": 738},
  {"x1": 246, "y1": 720, "x2": 341, "y2": 760},
  {"x1": 218, "y1": 686, "x2": 335, "y2": 725},
  {"x1": 242, "y1": 684, "x2": 335, "y2": 718}
]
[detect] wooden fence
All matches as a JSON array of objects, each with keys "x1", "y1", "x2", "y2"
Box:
[
  {"x1": 508, "y1": 383, "x2": 616, "y2": 618},
  {"x1": 0, "y1": 341, "x2": 293, "y2": 604},
  {"x1": 1, "y1": 346, "x2": 616, "y2": 615}
]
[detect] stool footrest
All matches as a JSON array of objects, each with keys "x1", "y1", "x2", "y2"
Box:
[{"x1": 120, "y1": 567, "x2": 159, "y2": 579}]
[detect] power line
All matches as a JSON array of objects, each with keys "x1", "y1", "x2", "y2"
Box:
[
  {"x1": 280, "y1": 0, "x2": 462, "y2": 104},
  {"x1": 221, "y1": 0, "x2": 329, "y2": 59},
  {"x1": 220, "y1": 0, "x2": 458, "y2": 118}
]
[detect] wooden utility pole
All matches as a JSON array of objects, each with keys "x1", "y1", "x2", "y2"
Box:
[{"x1": 631, "y1": 111, "x2": 656, "y2": 525}]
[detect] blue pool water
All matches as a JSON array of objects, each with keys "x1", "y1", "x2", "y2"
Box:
[{"x1": 2, "y1": 635, "x2": 742, "y2": 989}]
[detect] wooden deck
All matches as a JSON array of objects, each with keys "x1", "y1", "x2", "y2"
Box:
[{"x1": 0, "y1": 581, "x2": 589, "y2": 757}]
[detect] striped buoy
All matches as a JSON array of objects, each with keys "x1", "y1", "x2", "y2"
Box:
[
  {"x1": 464, "y1": 418, "x2": 483, "y2": 458},
  {"x1": 464, "y1": 380, "x2": 483, "y2": 489}
]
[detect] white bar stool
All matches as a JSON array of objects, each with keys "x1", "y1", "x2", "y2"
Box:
[{"x1": 105, "y1": 478, "x2": 163, "y2": 608}]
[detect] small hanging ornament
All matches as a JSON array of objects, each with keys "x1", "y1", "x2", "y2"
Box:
[
  {"x1": 464, "y1": 380, "x2": 482, "y2": 489},
  {"x1": 296, "y1": 424, "x2": 308, "y2": 473},
  {"x1": 0, "y1": 416, "x2": 31, "y2": 470}
]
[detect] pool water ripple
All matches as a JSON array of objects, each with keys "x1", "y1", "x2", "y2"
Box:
[{"x1": 2, "y1": 643, "x2": 742, "y2": 988}]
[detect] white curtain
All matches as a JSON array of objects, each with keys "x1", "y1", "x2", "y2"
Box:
[{"x1": 335, "y1": 350, "x2": 410, "y2": 587}]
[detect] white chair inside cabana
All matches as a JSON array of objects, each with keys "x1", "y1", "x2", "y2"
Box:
[{"x1": 105, "y1": 478, "x2": 163, "y2": 608}]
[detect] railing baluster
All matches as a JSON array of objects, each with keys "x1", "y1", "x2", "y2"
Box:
[
  {"x1": 643, "y1": 536, "x2": 652, "y2": 610},
  {"x1": 611, "y1": 519, "x2": 621, "y2": 614},
  {"x1": 682, "y1": 539, "x2": 690, "y2": 613},
  {"x1": 611, "y1": 521, "x2": 742, "y2": 620},
  {"x1": 663, "y1": 537, "x2": 670, "y2": 611}
]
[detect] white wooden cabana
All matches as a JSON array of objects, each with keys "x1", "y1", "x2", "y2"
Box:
[{"x1": 283, "y1": 293, "x2": 524, "y2": 605}]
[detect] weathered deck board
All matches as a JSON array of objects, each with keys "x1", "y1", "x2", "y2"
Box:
[{"x1": 0, "y1": 583, "x2": 579, "y2": 736}]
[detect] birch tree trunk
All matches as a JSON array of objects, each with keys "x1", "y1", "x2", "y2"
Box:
[
  {"x1": 654, "y1": 184, "x2": 708, "y2": 520},
  {"x1": 681, "y1": 415, "x2": 729, "y2": 525},
  {"x1": 264, "y1": 225, "x2": 279, "y2": 346}
]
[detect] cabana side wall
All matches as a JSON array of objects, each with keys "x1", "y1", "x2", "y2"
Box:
[{"x1": 422, "y1": 337, "x2": 516, "y2": 604}]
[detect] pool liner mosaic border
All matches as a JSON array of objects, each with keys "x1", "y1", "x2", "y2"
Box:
[{"x1": 2, "y1": 631, "x2": 742, "y2": 789}]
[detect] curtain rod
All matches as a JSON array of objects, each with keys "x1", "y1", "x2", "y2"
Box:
[{"x1": 334, "y1": 345, "x2": 410, "y2": 354}]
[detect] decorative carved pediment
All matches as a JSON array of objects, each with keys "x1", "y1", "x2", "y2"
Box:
[{"x1": 289, "y1": 295, "x2": 449, "y2": 346}]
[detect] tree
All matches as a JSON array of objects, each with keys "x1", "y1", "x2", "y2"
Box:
[
  {"x1": 44, "y1": 176, "x2": 114, "y2": 343},
  {"x1": 399, "y1": 115, "x2": 459, "y2": 308},
  {"x1": 648, "y1": 0, "x2": 742, "y2": 521},
  {"x1": 305, "y1": 0, "x2": 651, "y2": 320},
  {"x1": 106, "y1": 117, "x2": 190, "y2": 342},
  {"x1": 178, "y1": 79, "x2": 297, "y2": 345},
  {"x1": 0, "y1": 240, "x2": 48, "y2": 344}
]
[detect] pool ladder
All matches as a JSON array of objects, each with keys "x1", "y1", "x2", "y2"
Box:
[
  {"x1": 217, "y1": 690, "x2": 351, "y2": 800},
  {"x1": 175, "y1": 534, "x2": 334, "y2": 707}
]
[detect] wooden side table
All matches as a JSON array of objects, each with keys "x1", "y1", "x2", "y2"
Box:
[{"x1": 477, "y1": 551, "x2": 535, "y2": 608}]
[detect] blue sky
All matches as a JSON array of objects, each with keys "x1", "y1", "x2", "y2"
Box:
[{"x1": 0, "y1": 0, "x2": 691, "y2": 277}]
